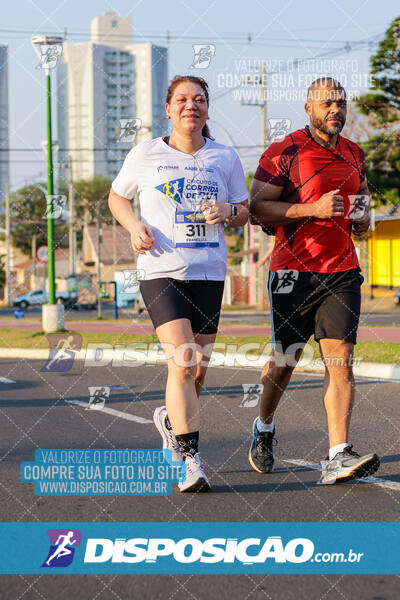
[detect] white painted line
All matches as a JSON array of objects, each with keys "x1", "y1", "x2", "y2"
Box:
[
  {"x1": 0, "y1": 376, "x2": 16, "y2": 383},
  {"x1": 284, "y1": 458, "x2": 400, "y2": 492},
  {"x1": 65, "y1": 400, "x2": 153, "y2": 424},
  {"x1": 109, "y1": 385, "x2": 131, "y2": 390}
]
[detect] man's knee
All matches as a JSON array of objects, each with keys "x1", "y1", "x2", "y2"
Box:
[
  {"x1": 261, "y1": 361, "x2": 294, "y2": 386},
  {"x1": 195, "y1": 367, "x2": 207, "y2": 388},
  {"x1": 321, "y1": 341, "x2": 354, "y2": 370},
  {"x1": 320, "y1": 340, "x2": 353, "y2": 357}
]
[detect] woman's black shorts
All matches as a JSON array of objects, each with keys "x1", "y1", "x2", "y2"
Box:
[{"x1": 139, "y1": 278, "x2": 225, "y2": 334}]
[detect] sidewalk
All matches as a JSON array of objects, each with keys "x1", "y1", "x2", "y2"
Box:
[
  {"x1": 1, "y1": 346, "x2": 399, "y2": 381},
  {"x1": 0, "y1": 318, "x2": 399, "y2": 342}
]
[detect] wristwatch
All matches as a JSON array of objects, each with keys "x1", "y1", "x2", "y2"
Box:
[{"x1": 225, "y1": 204, "x2": 238, "y2": 223}]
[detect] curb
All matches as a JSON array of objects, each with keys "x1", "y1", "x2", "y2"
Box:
[{"x1": 0, "y1": 348, "x2": 399, "y2": 381}]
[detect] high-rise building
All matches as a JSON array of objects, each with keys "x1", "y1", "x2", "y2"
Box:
[
  {"x1": 57, "y1": 12, "x2": 169, "y2": 182},
  {"x1": 0, "y1": 45, "x2": 9, "y2": 205},
  {"x1": 129, "y1": 43, "x2": 168, "y2": 144}
]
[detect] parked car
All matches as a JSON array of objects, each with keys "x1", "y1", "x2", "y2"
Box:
[
  {"x1": 395, "y1": 289, "x2": 400, "y2": 305},
  {"x1": 13, "y1": 288, "x2": 70, "y2": 309}
]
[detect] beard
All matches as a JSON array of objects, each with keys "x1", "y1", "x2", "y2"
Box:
[{"x1": 312, "y1": 115, "x2": 345, "y2": 135}]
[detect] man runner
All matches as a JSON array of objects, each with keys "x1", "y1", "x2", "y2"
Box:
[{"x1": 249, "y1": 77, "x2": 380, "y2": 485}]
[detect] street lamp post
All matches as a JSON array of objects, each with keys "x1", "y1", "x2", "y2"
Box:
[{"x1": 31, "y1": 35, "x2": 64, "y2": 332}]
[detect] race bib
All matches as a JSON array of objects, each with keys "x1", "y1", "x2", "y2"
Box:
[{"x1": 173, "y1": 211, "x2": 219, "y2": 248}]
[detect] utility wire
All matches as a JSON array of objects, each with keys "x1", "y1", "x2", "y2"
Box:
[{"x1": 0, "y1": 26, "x2": 383, "y2": 46}]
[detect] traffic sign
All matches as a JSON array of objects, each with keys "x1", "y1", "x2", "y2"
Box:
[{"x1": 36, "y1": 245, "x2": 48, "y2": 263}]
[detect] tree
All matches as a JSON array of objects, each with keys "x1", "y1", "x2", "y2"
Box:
[
  {"x1": 73, "y1": 175, "x2": 112, "y2": 224},
  {"x1": 6, "y1": 183, "x2": 68, "y2": 256},
  {"x1": 356, "y1": 17, "x2": 400, "y2": 126},
  {"x1": 72, "y1": 175, "x2": 113, "y2": 258},
  {"x1": 225, "y1": 171, "x2": 253, "y2": 265},
  {"x1": 0, "y1": 254, "x2": 5, "y2": 291},
  {"x1": 344, "y1": 102, "x2": 376, "y2": 143},
  {"x1": 356, "y1": 17, "x2": 400, "y2": 206},
  {"x1": 245, "y1": 171, "x2": 254, "y2": 193},
  {"x1": 1, "y1": 177, "x2": 113, "y2": 258}
]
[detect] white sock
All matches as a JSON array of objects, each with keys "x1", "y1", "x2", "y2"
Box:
[
  {"x1": 329, "y1": 443, "x2": 349, "y2": 461},
  {"x1": 257, "y1": 417, "x2": 274, "y2": 433}
]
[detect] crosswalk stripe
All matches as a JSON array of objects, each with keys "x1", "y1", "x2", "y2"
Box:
[{"x1": 65, "y1": 399, "x2": 153, "y2": 424}]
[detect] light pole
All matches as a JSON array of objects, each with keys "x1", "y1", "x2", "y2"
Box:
[
  {"x1": 241, "y1": 63, "x2": 269, "y2": 310},
  {"x1": 31, "y1": 35, "x2": 64, "y2": 332}
]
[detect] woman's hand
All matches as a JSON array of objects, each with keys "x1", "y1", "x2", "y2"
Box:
[
  {"x1": 200, "y1": 201, "x2": 231, "y2": 224},
  {"x1": 130, "y1": 223, "x2": 156, "y2": 254}
]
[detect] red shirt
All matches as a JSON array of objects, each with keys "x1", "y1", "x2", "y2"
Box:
[{"x1": 254, "y1": 126, "x2": 366, "y2": 272}]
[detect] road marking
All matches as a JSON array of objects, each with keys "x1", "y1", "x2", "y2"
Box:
[
  {"x1": 284, "y1": 459, "x2": 400, "y2": 491},
  {"x1": 0, "y1": 376, "x2": 16, "y2": 383},
  {"x1": 65, "y1": 399, "x2": 153, "y2": 424},
  {"x1": 109, "y1": 385, "x2": 131, "y2": 390}
]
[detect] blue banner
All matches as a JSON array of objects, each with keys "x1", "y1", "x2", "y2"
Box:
[
  {"x1": 20, "y1": 449, "x2": 183, "y2": 496},
  {"x1": 0, "y1": 522, "x2": 398, "y2": 574}
]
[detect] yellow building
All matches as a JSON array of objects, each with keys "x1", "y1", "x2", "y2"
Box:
[{"x1": 369, "y1": 215, "x2": 400, "y2": 287}]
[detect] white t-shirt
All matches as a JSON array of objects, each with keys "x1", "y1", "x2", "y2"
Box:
[{"x1": 112, "y1": 137, "x2": 248, "y2": 281}]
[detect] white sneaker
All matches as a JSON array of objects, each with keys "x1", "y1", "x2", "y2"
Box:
[
  {"x1": 153, "y1": 406, "x2": 182, "y2": 463},
  {"x1": 178, "y1": 453, "x2": 211, "y2": 493}
]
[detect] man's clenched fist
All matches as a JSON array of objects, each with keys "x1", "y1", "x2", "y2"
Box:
[{"x1": 312, "y1": 189, "x2": 344, "y2": 219}]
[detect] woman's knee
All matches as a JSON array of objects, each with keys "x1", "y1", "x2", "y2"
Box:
[{"x1": 168, "y1": 363, "x2": 196, "y2": 384}]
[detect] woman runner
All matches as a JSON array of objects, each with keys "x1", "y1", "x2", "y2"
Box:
[{"x1": 109, "y1": 75, "x2": 249, "y2": 492}]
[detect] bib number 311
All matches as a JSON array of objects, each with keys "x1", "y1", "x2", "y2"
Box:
[{"x1": 173, "y1": 211, "x2": 219, "y2": 248}]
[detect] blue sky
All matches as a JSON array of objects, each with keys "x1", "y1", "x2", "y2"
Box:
[{"x1": 1, "y1": 0, "x2": 399, "y2": 187}]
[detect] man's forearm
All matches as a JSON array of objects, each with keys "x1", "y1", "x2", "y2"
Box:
[{"x1": 250, "y1": 199, "x2": 314, "y2": 227}]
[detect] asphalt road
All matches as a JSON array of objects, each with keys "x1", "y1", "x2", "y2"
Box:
[
  {"x1": 0, "y1": 360, "x2": 400, "y2": 600},
  {"x1": 0, "y1": 359, "x2": 399, "y2": 599}
]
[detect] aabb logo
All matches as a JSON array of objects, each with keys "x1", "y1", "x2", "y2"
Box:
[{"x1": 42, "y1": 529, "x2": 82, "y2": 568}]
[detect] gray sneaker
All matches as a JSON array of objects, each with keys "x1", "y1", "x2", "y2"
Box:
[
  {"x1": 248, "y1": 417, "x2": 276, "y2": 474},
  {"x1": 153, "y1": 406, "x2": 182, "y2": 463},
  {"x1": 318, "y1": 445, "x2": 380, "y2": 485}
]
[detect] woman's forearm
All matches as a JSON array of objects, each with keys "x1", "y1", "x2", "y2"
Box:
[
  {"x1": 108, "y1": 188, "x2": 140, "y2": 233},
  {"x1": 227, "y1": 202, "x2": 249, "y2": 227}
]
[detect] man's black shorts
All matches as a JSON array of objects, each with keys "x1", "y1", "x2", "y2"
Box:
[
  {"x1": 140, "y1": 278, "x2": 224, "y2": 334},
  {"x1": 268, "y1": 268, "x2": 363, "y2": 354}
]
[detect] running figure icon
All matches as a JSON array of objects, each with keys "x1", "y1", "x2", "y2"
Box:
[
  {"x1": 172, "y1": 180, "x2": 182, "y2": 202},
  {"x1": 45, "y1": 531, "x2": 77, "y2": 566},
  {"x1": 44, "y1": 335, "x2": 77, "y2": 370},
  {"x1": 274, "y1": 270, "x2": 299, "y2": 294}
]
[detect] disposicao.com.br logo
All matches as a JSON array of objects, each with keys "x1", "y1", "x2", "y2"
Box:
[
  {"x1": 82, "y1": 536, "x2": 363, "y2": 565},
  {"x1": 34, "y1": 526, "x2": 366, "y2": 574}
]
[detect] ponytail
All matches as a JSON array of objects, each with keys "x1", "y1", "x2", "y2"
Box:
[{"x1": 202, "y1": 123, "x2": 213, "y2": 140}]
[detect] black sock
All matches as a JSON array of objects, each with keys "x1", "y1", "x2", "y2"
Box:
[
  {"x1": 175, "y1": 432, "x2": 199, "y2": 458},
  {"x1": 165, "y1": 414, "x2": 173, "y2": 431}
]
